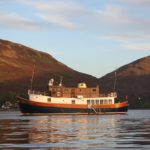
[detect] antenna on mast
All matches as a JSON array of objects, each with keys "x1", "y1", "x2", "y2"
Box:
[
  {"x1": 30, "y1": 65, "x2": 35, "y2": 90},
  {"x1": 59, "y1": 76, "x2": 63, "y2": 86},
  {"x1": 113, "y1": 70, "x2": 117, "y2": 93}
]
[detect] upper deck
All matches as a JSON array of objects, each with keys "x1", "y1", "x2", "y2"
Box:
[
  {"x1": 48, "y1": 82, "x2": 117, "y2": 98},
  {"x1": 48, "y1": 82, "x2": 99, "y2": 98}
]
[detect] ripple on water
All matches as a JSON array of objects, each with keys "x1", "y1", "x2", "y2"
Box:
[{"x1": 0, "y1": 110, "x2": 150, "y2": 150}]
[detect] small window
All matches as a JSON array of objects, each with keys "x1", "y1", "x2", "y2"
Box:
[
  {"x1": 93, "y1": 89, "x2": 96, "y2": 92},
  {"x1": 47, "y1": 98, "x2": 51, "y2": 102},
  {"x1": 64, "y1": 88, "x2": 69, "y2": 92},
  {"x1": 72, "y1": 100, "x2": 75, "y2": 104},
  {"x1": 100, "y1": 100, "x2": 103, "y2": 104},
  {"x1": 104, "y1": 100, "x2": 107, "y2": 104},
  {"x1": 109, "y1": 99, "x2": 112, "y2": 104},
  {"x1": 96, "y1": 100, "x2": 99, "y2": 105},
  {"x1": 87, "y1": 100, "x2": 90, "y2": 104},
  {"x1": 91, "y1": 100, "x2": 95, "y2": 105}
]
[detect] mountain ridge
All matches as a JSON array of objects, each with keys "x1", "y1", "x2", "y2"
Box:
[
  {"x1": 99, "y1": 56, "x2": 150, "y2": 108},
  {"x1": 0, "y1": 39, "x2": 150, "y2": 108},
  {"x1": 0, "y1": 39, "x2": 98, "y2": 93}
]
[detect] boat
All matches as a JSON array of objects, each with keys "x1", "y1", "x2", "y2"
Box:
[{"x1": 18, "y1": 78, "x2": 128, "y2": 115}]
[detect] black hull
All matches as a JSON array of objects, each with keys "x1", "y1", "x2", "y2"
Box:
[{"x1": 19, "y1": 102, "x2": 128, "y2": 115}]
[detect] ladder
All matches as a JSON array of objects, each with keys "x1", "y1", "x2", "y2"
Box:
[{"x1": 88, "y1": 104, "x2": 97, "y2": 114}]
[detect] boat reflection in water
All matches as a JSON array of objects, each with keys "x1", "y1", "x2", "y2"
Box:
[
  {"x1": 28, "y1": 115, "x2": 118, "y2": 146},
  {"x1": 0, "y1": 110, "x2": 150, "y2": 149}
]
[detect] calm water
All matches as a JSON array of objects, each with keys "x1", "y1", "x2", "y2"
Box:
[{"x1": 0, "y1": 110, "x2": 150, "y2": 150}]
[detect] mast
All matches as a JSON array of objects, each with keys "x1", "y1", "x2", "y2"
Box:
[
  {"x1": 30, "y1": 65, "x2": 35, "y2": 90},
  {"x1": 113, "y1": 71, "x2": 117, "y2": 93},
  {"x1": 59, "y1": 76, "x2": 63, "y2": 86}
]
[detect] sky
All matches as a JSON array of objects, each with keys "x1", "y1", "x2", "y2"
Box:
[{"x1": 0, "y1": 0, "x2": 150, "y2": 78}]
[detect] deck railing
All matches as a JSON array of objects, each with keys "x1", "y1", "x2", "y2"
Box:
[
  {"x1": 28, "y1": 89, "x2": 117, "y2": 98},
  {"x1": 100, "y1": 92, "x2": 117, "y2": 97},
  {"x1": 28, "y1": 90, "x2": 49, "y2": 96}
]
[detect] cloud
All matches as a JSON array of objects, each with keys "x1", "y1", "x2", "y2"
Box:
[
  {"x1": 94, "y1": 5, "x2": 133, "y2": 25},
  {"x1": 37, "y1": 14, "x2": 78, "y2": 30},
  {"x1": 0, "y1": 12, "x2": 39, "y2": 31},
  {"x1": 17, "y1": 0, "x2": 85, "y2": 14},
  {"x1": 17, "y1": 0, "x2": 85, "y2": 30},
  {"x1": 99, "y1": 32, "x2": 150, "y2": 51},
  {"x1": 1, "y1": 0, "x2": 150, "y2": 52},
  {"x1": 16, "y1": 1, "x2": 150, "y2": 32},
  {"x1": 122, "y1": 0, "x2": 150, "y2": 6},
  {"x1": 124, "y1": 43, "x2": 150, "y2": 51},
  {"x1": 94, "y1": 5, "x2": 150, "y2": 31},
  {"x1": 100, "y1": 34, "x2": 150, "y2": 42},
  {"x1": 100, "y1": 35, "x2": 137, "y2": 42},
  {"x1": 93, "y1": 4, "x2": 150, "y2": 52},
  {"x1": 34, "y1": 1, "x2": 85, "y2": 15}
]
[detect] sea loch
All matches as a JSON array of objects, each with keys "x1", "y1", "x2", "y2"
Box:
[{"x1": 0, "y1": 110, "x2": 150, "y2": 150}]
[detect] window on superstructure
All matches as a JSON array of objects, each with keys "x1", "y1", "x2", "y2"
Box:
[
  {"x1": 104, "y1": 100, "x2": 107, "y2": 104},
  {"x1": 92, "y1": 89, "x2": 96, "y2": 92},
  {"x1": 91, "y1": 100, "x2": 95, "y2": 105},
  {"x1": 109, "y1": 99, "x2": 112, "y2": 104},
  {"x1": 72, "y1": 100, "x2": 75, "y2": 104},
  {"x1": 100, "y1": 100, "x2": 103, "y2": 104},
  {"x1": 64, "y1": 88, "x2": 68, "y2": 92},
  {"x1": 87, "y1": 100, "x2": 90, "y2": 104},
  {"x1": 47, "y1": 98, "x2": 51, "y2": 102},
  {"x1": 96, "y1": 100, "x2": 99, "y2": 105}
]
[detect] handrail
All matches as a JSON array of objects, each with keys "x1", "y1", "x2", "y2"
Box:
[
  {"x1": 28, "y1": 90, "x2": 48, "y2": 96},
  {"x1": 28, "y1": 90, "x2": 117, "y2": 97}
]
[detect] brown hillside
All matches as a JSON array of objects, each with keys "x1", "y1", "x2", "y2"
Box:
[
  {"x1": 0, "y1": 39, "x2": 98, "y2": 93},
  {"x1": 99, "y1": 56, "x2": 150, "y2": 108}
]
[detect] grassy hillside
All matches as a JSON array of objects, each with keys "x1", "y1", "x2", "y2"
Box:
[
  {"x1": 0, "y1": 39, "x2": 98, "y2": 108},
  {"x1": 99, "y1": 56, "x2": 150, "y2": 108}
]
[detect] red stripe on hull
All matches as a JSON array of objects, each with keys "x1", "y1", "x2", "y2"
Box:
[{"x1": 18, "y1": 97, "x2": 128, "y2": 109}]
